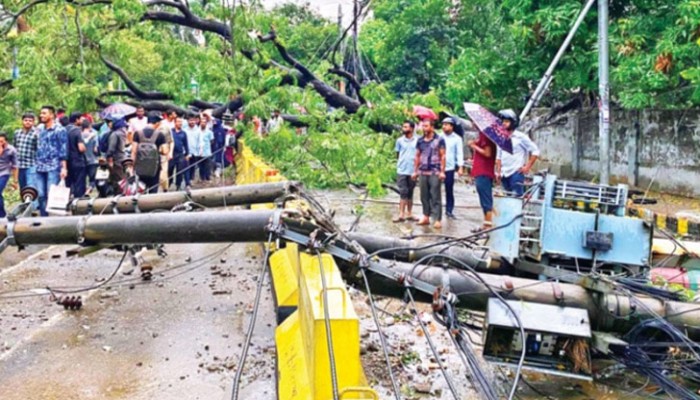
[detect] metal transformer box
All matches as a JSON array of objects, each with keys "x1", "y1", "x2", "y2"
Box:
[
  {"x1": 483, "y1": 299, "x2": 593, "y2": 380},
  {"x1": 489, "y1": 175, "x2": 652, "y2": 269}
]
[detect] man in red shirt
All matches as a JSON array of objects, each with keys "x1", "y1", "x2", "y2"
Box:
[{"x1": 469, "y1": 131, "x2": 496, "y2": 230}]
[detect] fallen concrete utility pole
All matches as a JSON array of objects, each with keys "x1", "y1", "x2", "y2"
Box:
[
  {"x1": 69, "y1": 181, "x2": 300, "y2": 215},
  {"x1": 1, "y1": 210, "x2": 698, "y2": 339},
  {"x1": 360, "y1": 260, "x2": 700, "y2": 340},
  {"x1": 65, "y1": 186, "x2": 496, "y2": 271},
  {"x1": 345, "y1": 232, "x2": 497, "y2": 272},
  {"x1": 0, "y1": 210, "x2": 277, "y2": 245}
]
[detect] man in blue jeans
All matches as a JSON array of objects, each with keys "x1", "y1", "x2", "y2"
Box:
[
  {"x1": 0, "y1": 133, "x2": 19, "y2": 218},
  {"x1": 440, "y1": 117, "x2": 464, "y2": 219},
  {"x1": 13, "y1": 112, "x2": 38, "y2": 191},
  {"x1": 495, "y1": 109, "x2": 539, "y2": 196},
  {"x1": 34, "y1": 106, "x2": 68, "y2": 216}
]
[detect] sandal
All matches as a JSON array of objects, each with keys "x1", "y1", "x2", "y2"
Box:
[{"x1": 392, "y1": 216, "x2": 405, "y2": 223}]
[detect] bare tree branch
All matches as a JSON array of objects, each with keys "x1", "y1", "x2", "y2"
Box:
[
  {"x1": 99, "y1": 90, "x2": 138, "y2": 98},
  {"x1": 259, "y1": 30, "x2": 362, "y2": 113},
  {"x1": 100, "y1": 54, "x2": 173, "y2": 100},
  {"x1": 328, "y1": 66, "x2": 366, "y2": 104}
]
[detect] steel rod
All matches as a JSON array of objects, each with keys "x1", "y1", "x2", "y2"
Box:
[{"x1": 520, "y1": 0, "x2": 597, "y2": 122}]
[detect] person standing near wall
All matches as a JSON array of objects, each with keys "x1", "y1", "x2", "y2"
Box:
[
  {"x1": 413, "y1": 120, "x2": 446, "y2": 229},
  {"x1": 440, "y1": 117, "x2": 464, "y2": 219},
  {"x1": 495, "y1": 109, "x2": 540, "y2": 197}
]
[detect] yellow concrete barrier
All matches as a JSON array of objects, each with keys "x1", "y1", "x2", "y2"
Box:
[{"x1": 235, "y1": 141, "x2": 378, "y2": 399}]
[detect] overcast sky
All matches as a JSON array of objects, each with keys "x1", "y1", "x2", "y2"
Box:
[{"x1": 261, "y1": 0, "x2": 358, "y2": 27}]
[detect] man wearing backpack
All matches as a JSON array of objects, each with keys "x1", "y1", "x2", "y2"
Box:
[{"x1": 131, "y1": 126, "x2": 167, "y2": 194}]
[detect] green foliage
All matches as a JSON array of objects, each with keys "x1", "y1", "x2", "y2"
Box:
[
  {"x1": 1, "y1": 0, "x2": 699, "y2": 195},
  {"x1": 245, "y1": 124, "x2": 395, "y2": 196},
  {"x1": 363, "y1": 0, "x2": 700, "y2": 111}
]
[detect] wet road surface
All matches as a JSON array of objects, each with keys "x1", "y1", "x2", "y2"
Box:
[
  {"x1": 1, "y1": 242, "x2": 276, "y2": 400},
  {"x1": 0, "y1": 179, "x2": 654, "y2": 399}
]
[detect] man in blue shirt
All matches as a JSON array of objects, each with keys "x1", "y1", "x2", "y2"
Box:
[
  {"x1": 168, "y1": 118, "x2": 191, "y2": 190},
  {"x1": 440, "y1": 117, "x2": 464, "y2": 219},
  {"x1": 393, "y1": 121, "x2": 418, "y2": 222},
  {"x1": 35, "y1": 105, "x2": 68, "y2": 216}
]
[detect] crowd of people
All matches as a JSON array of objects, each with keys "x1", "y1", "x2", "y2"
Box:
[
  {"x1": 0, "y1": 104, "x2": 540, "y2": 226},
  {"x1": 393, "y1": 109, "x2": 540, "y2": 231},
  {"x1": 0, "y1": 105, "x2": 241, "y2": 218}
]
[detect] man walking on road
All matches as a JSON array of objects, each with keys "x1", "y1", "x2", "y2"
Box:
[
  {"x1": 13, "y1": 112, "x2": 38, "y2": 191},
  {"x1": 35, "y1": 106, "x2": 68, "y2": 216},
  {"x1": 413, "y1": 120, "x2": 446, "y2": 229},
  {"x1": 0, "y1": 133, "x2": 19, "y2": 218},
  {"x1": 440, "y1": 117, "x2": 464, "y2": 219},
  {"x1": 393, "y1": 121, "x2": 418, "y2": 223},
  {"x1": 495, "y1": 109, "x2": 540, "y2": 196},
  {"x1": 132, "y1": 126, "x2": 167, "y2": 194}
]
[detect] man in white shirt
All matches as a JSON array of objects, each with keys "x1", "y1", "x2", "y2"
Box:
[
  {"x1": 183, "y1": 114, "x2": 202, "y2": 182},
  {"x1": 440, "y1": 117, "x2": 464, "y2": 219},
  {"x1": 495, "y1": 109, "x2": 540, "y2": 196},
  {"x1": 128, "y1": 106, "x2": 148, "y2": 135}
]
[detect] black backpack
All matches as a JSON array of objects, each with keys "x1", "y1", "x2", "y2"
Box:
[
  {"x1": 98, "y1": 130, "x2": 112, "y2": 155},
  {"x1": 135, "y1": 131, "x2": 160, "y2": 177}
]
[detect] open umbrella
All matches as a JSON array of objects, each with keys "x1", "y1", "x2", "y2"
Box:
[
  {"x1": 463, "y1": 102, "x2": 513, "y2": 154},
  {"x1": 412, "y1": 105, "x2": 438, "y2": 121},
  {"x1": 100, "y1": 103, "x2": 137, "y2": 120}
]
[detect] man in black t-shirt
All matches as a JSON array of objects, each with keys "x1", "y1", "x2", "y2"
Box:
[
  {"x1": 131, "y1": 126, "x2": 167, "y2": 194},
  {"x1": 66, "y1": 112, "x2": 87, "y2": 197}
]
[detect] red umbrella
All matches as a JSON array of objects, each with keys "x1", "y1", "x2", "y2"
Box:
[
  {"x1": 412, "y1": 105, "x2": 438, "y2": 121},
  {"x1": 463, "y1": 103, "x2": 514, "y2": 154}
]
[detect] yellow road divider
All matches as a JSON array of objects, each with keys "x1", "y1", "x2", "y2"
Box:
[{"x1": 235, "y1": 142, "x2": 378, "y2": 399}]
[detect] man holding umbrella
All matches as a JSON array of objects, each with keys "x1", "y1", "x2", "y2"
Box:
[{"x1": 468, "y1": 126, "x2": 496, "y2": 231}]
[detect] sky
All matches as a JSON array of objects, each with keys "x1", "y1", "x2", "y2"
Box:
[{"x1": 261, "y1": 0, "x2": 359, "y2": 27}]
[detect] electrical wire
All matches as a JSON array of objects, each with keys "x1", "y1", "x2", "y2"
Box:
[
  {"x1": 46, "y1": 249, "x2": 129, "y2": 295},
  {"x1": 0, "y1": 244, "x2": 234, "y2": 300},
  {"x1": 315, "y1": 252, "x2": 340, "y2": 400},
  {"x1": 403, "y1": 287, "x2": 461, "y2": 400},
  {"x1": 359, "y1": 268, "x2": 402, "y2": 400},
  {"x1": 405, "y1": 252, "x2": 527, "y2": 400},
  {"x1": 230, "y1": 234, "x2": 274, "y2": 400}
]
